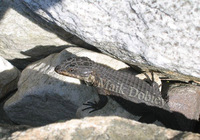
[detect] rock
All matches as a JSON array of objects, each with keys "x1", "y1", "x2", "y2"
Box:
[
  {"x1": 1, "y1": 117, "x2": 200, "y2": 140},
  {"x1": 3, "y1": 47, "x2": 137, "y2": 126},
  {"x1": 4, "y1": 47, "x2": 199, "y2": 130},
  {"x1": 4, "y1": 47, "x2": 200, "y2": 131},
  {"x1": 23, "y1": 0, "x2": 200, "y2": 81},
  {"x1": 0, "y1": 124, "x2": 29, "y2": 140},
  {"x1": 168, "y1": 84, "x2": 200, "y2": 131},
  {"x1": 0, "y1": 0, "x2": 92, "y2": 70},
  {"x1": 0, "y1": 56, "x2": 20, "y2": 99}
]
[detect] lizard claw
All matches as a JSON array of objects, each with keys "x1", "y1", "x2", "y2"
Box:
[
  {"x1": 82, "y1": 101, "x2": 101, "y2": 113},
  {"x1": 83, "y1": 101, "x2": 97, "y2": 106},
  {"x1": 82, "y1": 95, "x2": 108, "y2": 113}
]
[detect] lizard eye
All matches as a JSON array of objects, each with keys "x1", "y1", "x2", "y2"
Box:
[{"x1": 68, "y1": 68, "x2": 74, "y2": 72}]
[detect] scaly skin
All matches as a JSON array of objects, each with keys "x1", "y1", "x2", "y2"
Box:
[{"x1": 55, "y1": 57, "x2": 170, "y2": 111}]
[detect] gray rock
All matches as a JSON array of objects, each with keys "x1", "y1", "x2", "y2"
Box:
[
  {"x1": 3, "y1": 47, "x2": 200, "y2": 131},
  {"x1": 2, "y1": 117, "x2": 200, "y2": 140},
  {"x1": 3, "y1": 47, "x2": 137, "y2": 126},
  {"x1": 168, "y1": 84, "x2": 200, "y2": 131},
  {"x1": 22, "y1": 0, "x2": 200, "y2": 81},
  {"x1": 0, "y1": 56, "x2": 20, "y2": 99},
  {"x1": 0, "y1": 124, "x2": 29, "y2": 140},
  {"x1": 0, "y1": 0, "x2": 91, "y2": 70}
]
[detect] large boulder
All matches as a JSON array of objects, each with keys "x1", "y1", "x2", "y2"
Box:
[
  {"x1": 22, "y1": 0, "x2": 200, "y2": 81},
  {"x1": 1, "y1": 117, "x2": 200, "y2": 140},
  {"x1": 0, "y1": 0, "x2": 91, "y2": 70}
]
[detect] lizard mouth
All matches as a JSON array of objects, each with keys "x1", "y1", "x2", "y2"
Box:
[
  {"x1": 55, "y1": 66, "x2": 69, "y2": 76},
  {"x1": 55, "y1": 66, "x2": 81, "y2": 79},
  {"x1": 54, "y1": 65, "x2": 61, "y2": 73}
]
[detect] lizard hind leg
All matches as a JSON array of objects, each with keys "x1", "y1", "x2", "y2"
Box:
[
  {"x1": 143, "y1": 71, "x2": 162, "y2": 96},
  {"x1": 144, "y1": 72, "x2": 169, "y2": 102},
  {"x1": 143, "y1": 72, "x2": 157, "y2": 86}
]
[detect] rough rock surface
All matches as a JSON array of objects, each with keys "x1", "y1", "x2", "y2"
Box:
[
  {"x1": 1, "y1": 117, "x2": 200, "y2": 140},
  {"x1": 0, "y1": 0, "x2": 91, "y2": 70},
  {"x1": 23, "y1": 0, "x2": 200, "y2": 80},
  {"x1": 0, "y1": 124, "x2": 29, "y2": 140},
  {"x1": 0, "y1": 56, "x2": 20, "y2": 99},
  {"x1": 4, "y1": 47, "x2": 200, "y2": 131},
  {"x1": 169, "y1": 85, "x2": 200, "y2": 120},
  {"x1": 3, "y1": 47, "x2": 137, "y2": 126},
  {"x1": 168, "y1": 84, "x2": 200, "y2": 131},
  {"x1": 1, "y1": 0, "x2": 200, "y2": 137}
]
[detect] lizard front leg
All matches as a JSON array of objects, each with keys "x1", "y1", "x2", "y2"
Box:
[{"x1": 82, "y1": 89, "x2": 108, "y2": 113}]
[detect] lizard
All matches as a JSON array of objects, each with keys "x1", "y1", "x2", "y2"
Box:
[{"x1": 55, "y1": 57, "x2": 170, "y2": 113}]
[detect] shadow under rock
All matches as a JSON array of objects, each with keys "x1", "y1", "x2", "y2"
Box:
[
  {"x1": 113, "y1": 80, "x2": 200, "y2": 133},
  {"x1": 0, "y1": 0, "x2": 9, "y2": 21},
  {"x1": 113, "y1": 95, "x2": 200, "y2": 133},
  {"x1": 8, "y1": 45, "x2": 73, "y2": 70},
  {"x1": 8, "y1": 92, "x2": 78, "y2": 126},
  {"x1": 0, "y1": 89, "x2": 17, "y2": 125}
]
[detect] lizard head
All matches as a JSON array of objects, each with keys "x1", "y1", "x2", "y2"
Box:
[{"x1": 55, "y1": 57, "x2": 95, "y2": 81}]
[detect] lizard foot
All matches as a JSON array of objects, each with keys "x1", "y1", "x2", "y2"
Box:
[
  {"x1": 144, "y1": 72, "x2": 169, "y2": 100},
  {"x1": 82, "y1": 95, "x2": 108, "y2": 113},
  {"x1": 82, "y1": 101, "x2": 101, "y2": 113}
]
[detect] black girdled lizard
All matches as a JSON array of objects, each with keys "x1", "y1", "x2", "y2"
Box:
[{"x1": 55, "y1": 57, "x2": 170, "y2": 112}]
